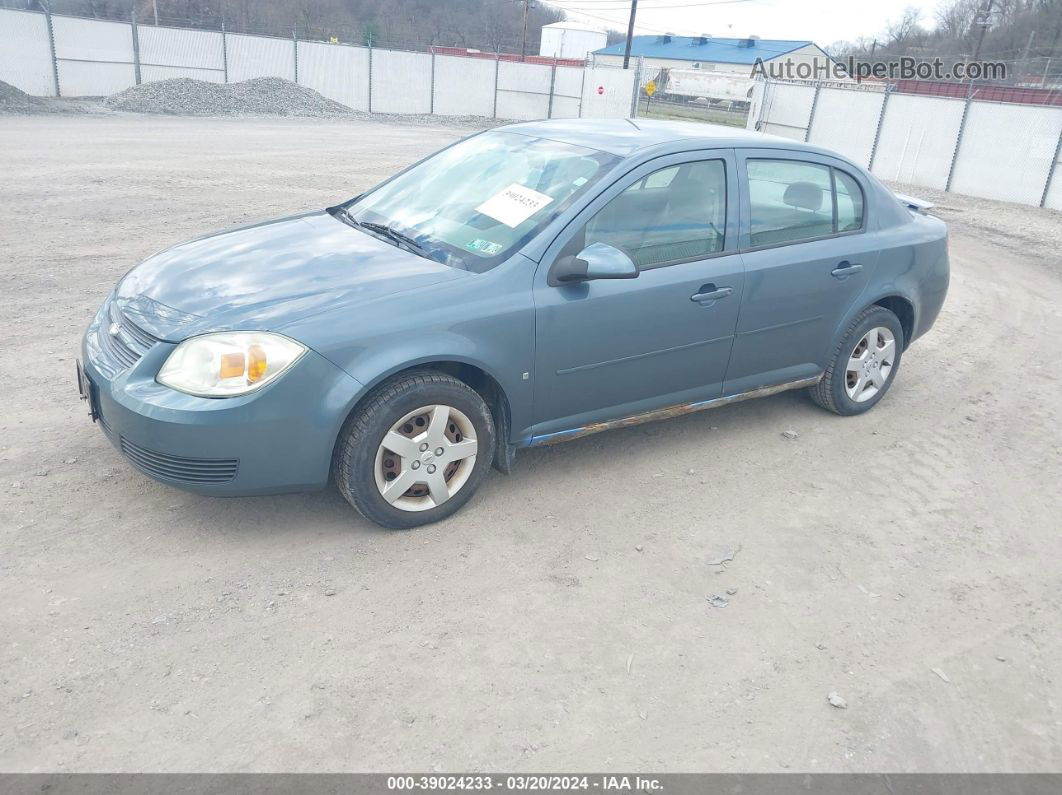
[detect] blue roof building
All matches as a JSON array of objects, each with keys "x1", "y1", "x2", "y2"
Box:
[{"x1": 592, "y1": 34, "x2": 830, "y2": 76}]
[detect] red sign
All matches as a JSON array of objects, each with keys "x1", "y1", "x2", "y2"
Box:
[{"x1": 597, "y1": 86, "x2": 604, "y2": 95}]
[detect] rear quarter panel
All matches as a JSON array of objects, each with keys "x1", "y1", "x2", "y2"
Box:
[{"x1": 835, "y1": 209, "x2": 949, "y2": 350}]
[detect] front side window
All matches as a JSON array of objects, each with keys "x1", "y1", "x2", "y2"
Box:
[
  {"x1": 584, "y1": 159, "x2": 727, "y2": 269},
  {"x1": 346, "y1": 131, "x2": 618, "y2": 272},
  {"x1": 747, "y1": 158, "x2": 866, "y2": 247}
]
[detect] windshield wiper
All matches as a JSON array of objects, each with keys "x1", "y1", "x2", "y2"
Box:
[
  {"x1": 330, "y1": 205, "x2": 442, "y2": 263},
  {"x1": 349, "y1": 216, "x2": 432, "y2": 258},
  {"x1": 359, "y1": 222, "x2": 425, "y2": 252}
]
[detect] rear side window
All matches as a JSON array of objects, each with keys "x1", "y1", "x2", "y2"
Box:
[
  {"x1": 747, "y1": 159, "x2": 866, "y2": 247},
  {"x1": 585, "y1": 159, "x2": 727, "y2": 269},
  {"x1": 834, "y1": 169, "x2": 864, "y2": 231}
]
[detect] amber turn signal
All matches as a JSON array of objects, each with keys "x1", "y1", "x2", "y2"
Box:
[{"x1": 246, "y1": 344, "x2": 268, "y2": 383}]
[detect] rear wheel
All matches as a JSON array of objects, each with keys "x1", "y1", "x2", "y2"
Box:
[
  {"x1": 334, "y1": 371, "x2": 495, "y2": 529},
  {"x1": 809, "y1": 306, "x2": 904, "y2": 416}
]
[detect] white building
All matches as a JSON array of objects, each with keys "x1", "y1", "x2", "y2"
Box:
[{"x1": 539, "y1": 22, "x2": 608, "y2": 62}]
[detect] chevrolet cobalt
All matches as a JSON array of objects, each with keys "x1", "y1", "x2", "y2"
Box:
[{"x1": 79, "y1": 119, "x2": 949, "y2": 528}]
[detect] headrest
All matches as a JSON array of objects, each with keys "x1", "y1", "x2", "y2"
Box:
[{"x1": 783, "y1": 181, "x2": 823, "y2": 212}]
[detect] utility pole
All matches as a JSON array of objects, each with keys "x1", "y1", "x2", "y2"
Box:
[
  {"x1": 1021, "y1": 29, "x2": 1035, "y2": 76},
  {"x1": 855, "y1": 39, "x2": 877, "y2": 84},
  {"x1": 518, "y1": 0, "x2": 534, "y2": 62},
  {"x1": 971, "y1": 0, "x2": 994, "y2": 62},
  {"x1": 622, "y1": 0, "x2": 638, "y2": 70}
]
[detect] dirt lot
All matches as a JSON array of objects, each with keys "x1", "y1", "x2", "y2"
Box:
[{"x1": 1, "y1": 115, "x2": 1061, "y2": 773}]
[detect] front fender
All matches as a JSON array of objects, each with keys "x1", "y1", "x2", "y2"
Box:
[
  {"x1": 347, "y1": 338, "x2": 522, "y2": 410},
  {"x1": 328, "y1": 335, "x2": 533, "y2": 451},
  {"x1": 285, "y1": 261, "x2": 537, "y2": 446}
]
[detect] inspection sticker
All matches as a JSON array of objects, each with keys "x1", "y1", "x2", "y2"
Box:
[
  {"x1": 475, "y1": 183, "x2": 554, "y2": 228},
  {"x1": 466, "y1": 238, "x2": 504, "y2": 256}
]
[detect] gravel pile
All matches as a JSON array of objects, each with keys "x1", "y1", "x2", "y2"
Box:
[
  {"x1": 0, "y1": 80, "x2": 55, "y2": 114},
  {"x1": 2, "y1": 76, "x2": 503, "y2": 128},
  {"x1": 0, "y1": 80, "x2": 101, "y2": 114},
  {"x1": 104, "y1": 77, "x2": 354, "y2": 116}
]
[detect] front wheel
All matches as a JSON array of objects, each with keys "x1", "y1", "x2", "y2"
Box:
[
  {"x1": 334, "y1": 371, "x2": 496, "y2": 529},
  {"x1": 809, "y1": 306, "x2": 904, "y2": 416}
]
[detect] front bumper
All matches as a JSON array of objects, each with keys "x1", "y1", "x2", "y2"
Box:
[{"x1": 81, "y1": 300, "x2": 364, "y2": 496}]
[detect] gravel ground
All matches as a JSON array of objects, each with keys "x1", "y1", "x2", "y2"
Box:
[
  {"x1": 885, "y1": 180, "x2": 1062, "y2": 278},
  {"x1": 1, "y1": 115, "x2": 1061, "y2": 772}
]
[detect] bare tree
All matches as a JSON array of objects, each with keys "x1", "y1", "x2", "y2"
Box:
[{"x1": 885, "y1": 6, "x2": 926, "y2": 53}]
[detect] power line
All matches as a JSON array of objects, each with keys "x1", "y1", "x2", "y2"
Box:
[
  {"x1": 552, "y1": 0, "x2": 757, "y2": 36},
  {"x1": 558, "y1": 0, "x2": 754, "y2": 12},
  {"x1": 560, "y1": 7, "x2": 676, "y2": 34},
  {"x1": 561, "y1": 0, "x2": 754, "y2": 7},
  {"x1": 555, "y1": 0, "x2": 751, "y2": 4}
]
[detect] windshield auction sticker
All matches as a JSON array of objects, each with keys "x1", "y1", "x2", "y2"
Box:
[{"x1": 475, "y1": 183, "x2": 554, "y2": 228}]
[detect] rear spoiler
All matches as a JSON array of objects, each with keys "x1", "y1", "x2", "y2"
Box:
[{"x1": 893, "y1": 192, "x2": 934, "y2": 212}]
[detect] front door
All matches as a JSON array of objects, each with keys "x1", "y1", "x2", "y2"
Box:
[{"x1": 530, "y1": 151, "x2": 745, "y2": 442}]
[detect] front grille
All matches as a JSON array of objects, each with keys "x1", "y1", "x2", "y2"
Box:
[
  {"x1": 97, "y1": 300, "x2": 157, "y2": 370},
  {"x1": 120, "y1": 437, "x2": 239, "y2": 485}
]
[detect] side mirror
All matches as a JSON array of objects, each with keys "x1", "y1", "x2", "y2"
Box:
[{"x1": 552, "y1": 242, "x2": 639, "y2": 285}]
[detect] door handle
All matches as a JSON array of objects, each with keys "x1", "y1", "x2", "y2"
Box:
[
  {"x1": 690, "y1": 286, "x2": 733, "y2": 303},
  {"x1": 831, "y1": 261, "x2": 863, "y2": 278}
]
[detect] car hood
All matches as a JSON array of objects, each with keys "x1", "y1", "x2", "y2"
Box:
[{"x1": 115, "y1": 211, "x2": 465, "y2": 341}]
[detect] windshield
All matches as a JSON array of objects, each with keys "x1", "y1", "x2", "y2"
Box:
[{"x1": 345, "y1": 131, "x2": 619, "y2": 272}]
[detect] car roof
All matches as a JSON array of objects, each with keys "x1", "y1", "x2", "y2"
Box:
[{"x1": 503, "y1": 118, "x2": 835, "y2": 159}]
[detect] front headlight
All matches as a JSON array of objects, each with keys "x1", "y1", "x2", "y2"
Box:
[{"x1": 157, "y1": 332, "x2": 307, "y2": 397}]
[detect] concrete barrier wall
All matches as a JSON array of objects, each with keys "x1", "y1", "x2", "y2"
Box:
[
  {"x1": 297, "y1": 40, "x2": 369, "y2": 112},
  {"x1": 551, "y1": 66, "x2": 584, "y2": 119},
  {"x1": 496, "y1": 61, "x2": 552, "y2": 120},
  {"x1": 52, "y1": 16, "x2": 136, "y2": 96},
  {"x1": 870, "y1": 94, "x2": 965, "y2": 190},
  {"x1": 225, "y1": 33, "x2": 294, "y2": 83},
  {"x1": 808, "y1": 87, "x2": 884, "y2": 167},
  {"x1": 0, "y1": 8, "x2": 632, "y2": 121},
  {"x1": 754, "y1": 82, "x2": 816, "y2": 140},
  {"x1": 752, "y1": 78, "x2": 1062, "y2": 208},
  {"x1": 432, "y1": 55, "x2": 496, "y2": 118},
  {"x1": 948, "y1": 102, "x2": 1062, "y2": 205},
  {"x1": 0, "y1": 9, "x2": 54, "y2": 96},
  {"x1": 138, "y1": 26, "x2": 225, "y2": 84},
  {"x1": 370, "y1": 49, "x2": 432, "y2": 114},
  {"x1": 580, "y1": 66, "x2": 636, "y2": 119}
]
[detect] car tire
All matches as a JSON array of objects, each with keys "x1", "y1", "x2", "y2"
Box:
[
  {"x1": 808, "y1": 305, "x2": 905, "y2": 416},
  {"x1": 334, "y1": 370, "x2": 496, "y2": 529}
]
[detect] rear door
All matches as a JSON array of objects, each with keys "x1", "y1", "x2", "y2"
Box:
[
  {"x1": 723, "y1": 149, "x2": 878, "y2": 395},
  {"x1": 530, "y1": 150, "x2": 744, "y2": 442}
]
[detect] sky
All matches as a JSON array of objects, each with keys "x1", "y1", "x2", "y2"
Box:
[{"x1": 548, "y1": 0, "x2": 945, "y2": 48}]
